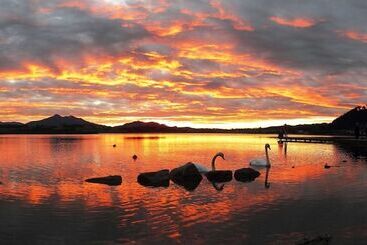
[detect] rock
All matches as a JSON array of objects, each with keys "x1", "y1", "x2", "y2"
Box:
[
  {"x1": 296, "y1": 234, "x2": 332, "y2": 245},
  {"x1": 206, "y1": 170, "x2": 233, "y2": 183},
  {"x1": 85, "y1": 175, "x2": 122, "y2": 186},
  {"x1": 172, "y1": 177, "x2": 202, "y2": 191},
  {"x1": 234, "y1": 168, "x2": 260, "y2": 182},
  {"x1": 170, "y1": 163, "x2": 201, "y2": 181},
  {"x1": 170, "y1": 163, "x2": 203, "y2": 191},
  {"x1": 137, "y1": 169, "x2": 170, "y2": 187}
]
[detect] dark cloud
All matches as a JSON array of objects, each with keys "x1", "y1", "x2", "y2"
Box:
[
  {"x1": 0, "y1": 0, "x2": 365, "y2": 127},
  {"x1": 0, "y1": 0, "x2": 148, "y2": 71}
]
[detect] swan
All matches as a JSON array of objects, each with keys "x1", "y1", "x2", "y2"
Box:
[
  {"x1": 250, "y1": 143, "x2": 271, "y2": 167},
  {"x1": 172, "y1": 153, "x2": 224, "y2": 176},
  {"x1": 205, "y1": 152, "x2": 233, "y2": 183},
  {"x1": 192, "y1": 152, "x2": 224, "y2": 174}
]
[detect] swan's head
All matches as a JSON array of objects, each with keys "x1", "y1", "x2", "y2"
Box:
[
  {"x1": 265, "y1": 144, "x2": 271, "y2": 150},
  {"x1": 215, "y1": 152, "x2": 225, "y2": 160}
]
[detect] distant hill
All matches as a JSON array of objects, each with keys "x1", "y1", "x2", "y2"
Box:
[
  {"x1": 114, "y1": 121, "x2": 171, "y2": 132},
  {"x1": 27, "y1": 114, "x2": 102, "y2": 128},
  {"x1": 331, "y1": 105, "x2": 367, "y2": 129},
  {"x1": 112, "y1": 121, "x2": 229, "y2": 133},
  {"x1": 0, "y1": 114, "x2": 109, "y2": 134},
  {"x1": 0, "y1": 121, "x2": 24, "y2": 127},
  {"x1": 0, "y1": 106, "x2": 365, "y2": 134}
]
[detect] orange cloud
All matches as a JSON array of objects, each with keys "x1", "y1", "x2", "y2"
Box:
[
  {"x1": 341, "y1": 31, "x2": 367, "y2": 43},
  {"x1": 0, "y1": 0, "x2": 363, "y2": 128},
  {"x1": 270, "y1": 16, "x2": 317, "y2": 28}
]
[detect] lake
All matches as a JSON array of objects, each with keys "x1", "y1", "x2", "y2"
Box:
[{"x1": 0, "y1": 134, "x2": 366, "y2": 244}]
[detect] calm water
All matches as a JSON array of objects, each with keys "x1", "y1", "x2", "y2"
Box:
[{"x1": 0, "y1": 134, "x2": 366, "y2": 244}]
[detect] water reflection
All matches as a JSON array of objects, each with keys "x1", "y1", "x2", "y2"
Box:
[
  {"x1": 335, "y1": 143, "x2": 367, "y2": 160},
  {"x1": 211, "y1": 182, "x2": 225, "y2": 191},
  {"x1": 278, "y1": 141, "x2": 288, "y2": 158},
  {"x1": 171, "y1": 175, "x2": 202, "y2": 191},
  {"x1": 0, "y1": 134, "x2": 366, "y2": 244},
  {"x1": 264, "y1": 167, "x2": 271, "y2": 189}
]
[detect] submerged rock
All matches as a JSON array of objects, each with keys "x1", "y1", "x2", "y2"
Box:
[
  {"x1": 172, "y1": 176, "x2": 202, "y2": 191},
  {"x1": 296, "y1": 234, "x2": 332, "y2": 245},
  {"x1": 170, "y1": 163, "x2": 202, "y2": 191},
  {"x1": 169, "y1": 163, "x2": 201, "y2": 180},
  {"x1": 85, "y1": 175, "x2": 122, "y2": 186},
  {"x1": 234, "y1": 168, "x2": 260, "y2": 182},
  {"x1": 206, "y1": 170, "x2": 233, "y2": 183},
  {"x1": 137, "y1": 169, "x2": 170, "y2": 187}
]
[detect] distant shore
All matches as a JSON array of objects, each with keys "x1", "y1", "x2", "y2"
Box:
[{"x1": 1, "y1": 105, "x2": 366, "y2": 136}]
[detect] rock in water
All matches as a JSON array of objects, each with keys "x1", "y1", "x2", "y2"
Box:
[
  {"x1": 296, "y1": 234, "x2": 332, "y2": 245},
  {"x1": 206, "y1": 170, "x2": 233, "y2": 183},
  {"x1": 169, "y1": 163, "x2": 201, "y2": 180},
  {"x1": 234, "y1": 168, "x2": 260, "y2": 182},
  {"x1": 85, "y1": 175, "x2": 122, "y2": 186},
  {"x1": 137, "y1": 169, "x2": 170, "y2": 187},
  {"x1": 170, "y1": 163, "x2": 202, "y2": 191}
]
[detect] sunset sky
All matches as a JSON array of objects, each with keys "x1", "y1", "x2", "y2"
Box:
[{"x1": 0, "y1": 0, "x2": 366, "y2": 128}]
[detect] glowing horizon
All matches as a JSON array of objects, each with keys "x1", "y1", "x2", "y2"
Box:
[{"x1": 0, "y1": 0, "x2": 366, "y2": 128}]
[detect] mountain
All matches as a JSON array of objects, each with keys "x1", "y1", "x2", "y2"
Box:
[
  {"x1": 27, "y1": 114, "x2": 102, "y2": 128},
  {"x1": 15, "y1": 114, "x2": 109, "y2": 133},
  {"x1": 112, "y1": 121, "x2": 229, "y2": 133},
  {"x1": 0, "y1": 106, "x2": 365, "y2": 134},
  {"x1": 112, "y1": 121, "x2": 177, "y2": 133},
  {"x1": 331, "y1": 105, "x2": 367, "y2": 129},
  {"x1": 0, "y1": 121, "x2": 24, "y2": 127}
]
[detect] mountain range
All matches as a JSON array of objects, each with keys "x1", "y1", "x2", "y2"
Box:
[{"x1": 0, "y1": 105, "x2": 366, "y2": 134}]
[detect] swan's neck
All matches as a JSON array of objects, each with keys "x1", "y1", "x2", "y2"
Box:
[
  {"x1": 265, "y1": 148, "x2": 270, "y2": 166},
  {"x1": 211, "y1": 155, "x2": 218, "y2": 171}
]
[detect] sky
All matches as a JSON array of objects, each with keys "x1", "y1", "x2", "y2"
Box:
[{"x1": 0, "y1": 0, "x2": 366, "y2": 128}]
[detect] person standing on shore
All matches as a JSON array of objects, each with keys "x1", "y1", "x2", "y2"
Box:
[
  {"x1": 283, "y1": 124, "x2": 288, "y2": 138},
  {"x1": 278, "y1": 124, "x2": 288, "y2": 140}
]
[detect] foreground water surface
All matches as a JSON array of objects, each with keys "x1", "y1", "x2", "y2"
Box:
[{"x1": 0, "y1": 134, "x2": 366, "y2": 244}]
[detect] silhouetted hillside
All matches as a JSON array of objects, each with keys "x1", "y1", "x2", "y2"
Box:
[
  {"x1": 0, "y1": 115, "x2": 109, "y2": 134},
  {"x1": 112, "y1": 121, "x2": 173, "y2": 133},
  {"x1": 0, "y1": 106, "x2": 365, "y2": 135},
  {"x1": 111, "y1": 121, "x2": 228, "y2": 133},
  {"x1": 331, "y1": 105, "x2": 367, "y2": 129},
  {"x1": 0, "y1": 122, "x2": 24, "y2": 127},
  {"x1": 27, "y1": 114, "x2": 101, "y2": 128}
]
